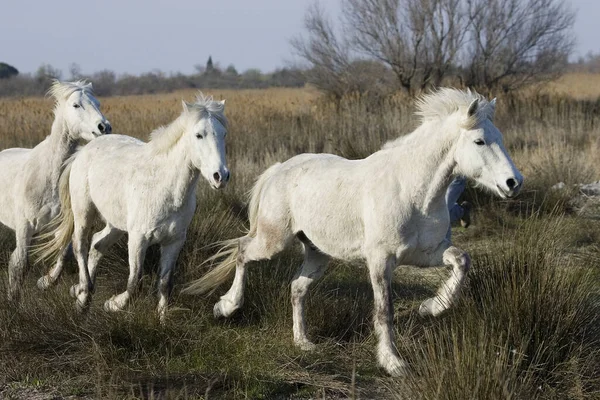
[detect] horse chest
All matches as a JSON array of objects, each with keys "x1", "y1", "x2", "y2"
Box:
[
  {"x1": 394, "y1": 211, "x2": 447, "y2": 260},
  {"x1": 148, "y1": 212, "x2": 193, "y2": 243},
  {"x1": 19, "y1": 173, "x2": 58, "y2": 227},
  {"x1": 132, "y1": 194, "x2": 196, "y2": 242}
]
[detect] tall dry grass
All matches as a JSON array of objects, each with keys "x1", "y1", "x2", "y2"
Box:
[{"x1": 0, "y1": 85, "x2": 599, "y2": 399}]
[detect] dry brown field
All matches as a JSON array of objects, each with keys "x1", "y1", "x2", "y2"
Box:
[{"x1": 0, "y1": 76, "x2": 599, "y2": 399}]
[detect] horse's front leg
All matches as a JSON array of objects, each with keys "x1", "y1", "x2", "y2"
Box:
[
  {"x1": 104, "y1": 233, "x2": 149, "y2": 313},
  {"x1": 367, "y1": 252, "x2": 408, "y2": 377},
  {"x1": 419, "y1": 245, "x2": 471, "y2": 317},
  {"x1": 8, "y1": 223, "x2": 33, "y2": 302}
]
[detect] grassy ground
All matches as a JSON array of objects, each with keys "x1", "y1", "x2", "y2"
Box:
[{"x1": 0, "y1": 83, "x2": 599, "y2": 399}]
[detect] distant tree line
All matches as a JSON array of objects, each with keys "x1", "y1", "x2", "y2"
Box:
[
  {"x1": 570, "y1": 52, "x2": 600, "y2": 74},
  {"x1": 291, "y1": 0, "x2": 577, "y2": 97},
  {"x1": 0, "y1": 57, "x2": 306, "y2": 97}
]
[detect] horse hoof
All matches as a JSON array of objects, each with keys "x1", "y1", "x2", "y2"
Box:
[
  {"x1": 74, "y1": 290, "x2": 91, "y2": 313},
  {"x1": 104, "y1": 296, "x2": 126, "y2": 313},
  {"x1": 296, "y1": 340, "x2": 317, "y2": 351},
  {"x1": 37, "y1": 276, "x2": 51, "y2": 290},
  {"x1": 69, "y1": 284, "x2": 80, "y2": 298},
  {"x1": 213, "y1": 301, "x2": 224, "y2": 318},
  {"x1": 104, "y1": 298, "x2": 116, "y2": 312},
  {"x1": 418, "y1": 297, "x2": 446, "y2": 317},
  {"x1": 75, "y1": 299, "x2": 90, "y2": 314},
  {"x1": 384, "y1": 358, "x2": 409, "y2": 377},
  {"x1": 213, "y1": 300, "x2": 237, "y2": 318},
  {"x1": 158, "y1": 312, "x2": 167, "y2": 326}
]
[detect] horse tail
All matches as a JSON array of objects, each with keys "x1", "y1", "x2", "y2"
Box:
[
  {"x1": 34, "y1": 156, "x2": 76, "y2": 264},
  {"x1": 183, "y1": 162, "x2": 282, "y2": 296},
  {"x1": 181, "y1": 238, "x2": 239, "y2": 295}
]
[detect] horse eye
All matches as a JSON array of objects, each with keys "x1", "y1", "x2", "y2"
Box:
[
  {"x1": 474, "y1": 139, "x2": 485, "y2": 146},
  {"x1": 196, "y1": 133, "x2": 203, "y2": 139},
  {"x1": 73, "y1": 104, "x2": 81, "y2": 109}
]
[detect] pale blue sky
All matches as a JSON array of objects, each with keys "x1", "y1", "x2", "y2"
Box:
[{"x1": 0, "y1": 0, "x2": 596, "y2": 77}]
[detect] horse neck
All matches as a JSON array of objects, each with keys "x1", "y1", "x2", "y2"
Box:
[
  {"x1": 47, "y1": 110, "x2": 77, "y2": 191},
  {"x1": 151, "y1": 134, "x2": 200, "y2": 208},
  {"x1": 389, "y1": 119, "x2": 459, "y2": 213}
]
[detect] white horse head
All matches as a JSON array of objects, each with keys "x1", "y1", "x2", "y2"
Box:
[
  {"x1": 417, "y1": 89, "x2": 523, "y2": 198},
  {"x1": 181, "y1": 95, "x2": 229, "y2": 189},
  {"x1": 48, "y1": 80, "x2": 112, "y2": 141}
]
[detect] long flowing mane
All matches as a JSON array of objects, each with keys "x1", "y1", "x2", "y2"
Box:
[
  {"x1": 384, "y1": 88, "x2": 494, "y2": 149},
  {"x1": 415, "y1": 88, "x2": 493, "y2": 128},
  {"x1": 149, "y1": 92, "x2": 228, "y2": 154},
  {"x1": 47, "y1": 80, "x2": 94, "y2": 102}
]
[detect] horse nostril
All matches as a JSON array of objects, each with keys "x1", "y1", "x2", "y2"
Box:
[
  {"x1": 506, "y1": 178, "x2": 517, "y2": 190},
  {"x1": 224, "y1": 171, "x2": 230, "y2": 182},
  {"x1": 213, "y1": 172, "x2": 221, "y2": 182},
  {"x1": 105, "y1": 123, "x2": 112, "y2": 134},
  {"x1": 98, "y1": 123, "x2": 106, "y2": 133}
]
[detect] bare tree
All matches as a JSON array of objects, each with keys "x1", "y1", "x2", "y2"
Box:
[
  {"x1": 291, "y1": 3, "x2": 354, "y2": 98},
  {"x1": 463, "y1": 0, "x2": 575, "y2": 92},
  {"x1": 292, "y1": 0, "x2": 575, "y2": 97},
  {"x1": 343, "y1": 0, "x2": 466, "y2": 95}
]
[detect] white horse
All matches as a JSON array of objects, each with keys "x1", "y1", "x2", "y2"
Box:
[
  {"x1": 40, "y1": 94, "x2": 229, "y2": 322},
  {"x1": 0, "y1": 80, "x2": 111, "y2": 301},
  {"x1": 183, "y1": 88, "x2": 523, "y2": 376}
]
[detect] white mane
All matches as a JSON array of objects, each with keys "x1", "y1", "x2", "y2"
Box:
[
  {"x1": 187, "y1": 92, "x2": 228, "y2": 129},
  {"x1": 415, "y1": 88, "x2": 493, "y2": 128},
  {"x1": 383, "y1": 88, "x2": 494, "y2": 150},
  {"x1": 47, "y1": 80, "x2": 94, "y2": 102},
  {"x1": 149, "y1": 92, "x2": 227, "y2": 154}
]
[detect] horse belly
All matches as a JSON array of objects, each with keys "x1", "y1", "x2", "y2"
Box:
[
  {"x1": 290, "y1": 191, "x2": 364, "y2": 260},
  {"x1": 88, "y1": 176, "x2": 129, "y2": 231},
  {"x1": 283, "y1": 157, "x2": 365, "y2": 260},
  {"x1": 304, "y1": 226, "x2": 364, "y2": 260}
]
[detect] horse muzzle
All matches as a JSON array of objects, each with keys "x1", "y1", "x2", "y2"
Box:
[{"x1": 497, "y1": 176, "x2": 523, "y2": 198}]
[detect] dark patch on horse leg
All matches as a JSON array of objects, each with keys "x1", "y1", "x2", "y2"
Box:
[{"x1": 296, "y1": 231, "x2": 320, "y2": 252}]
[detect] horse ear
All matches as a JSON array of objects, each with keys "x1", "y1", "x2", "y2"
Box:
[
  {"x1": 467, "y1": 99, "x2": 479, "y2": 117},
  {"x1": 219, "y1": 99, "x2": 226, "y2": 108},
  {"x1": 489, "y1": 98, "x2": 497, "y2": 116},
  {"x1": 182, "y1": 100, "x2": 191, "y2": 112}
]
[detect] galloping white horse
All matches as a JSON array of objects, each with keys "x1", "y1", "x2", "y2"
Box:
[
  {"x1": 0, "y1": 80, "x2": 111, "y2": 301},
  {"x1": 40, "y1": 94, "x2": 229, "y2": 321},
  {"x1": 184, "y1": 89, "x2": 523, "y2": 376}
]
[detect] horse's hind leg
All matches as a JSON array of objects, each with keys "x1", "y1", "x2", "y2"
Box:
[
  {"x1": 7, "y1": 222, "x2": 33, "y2": 301},
  {"x1": 104, "y1": 233, "x2": 149, "y2": 313},
  {"x1": 214, "y1": 223, "x2": 292, "y2": 318},
  {"x1": 291, "y1": 239, "x2": 329, "y2": 350},
  {"x1": 419, "y1": 246, "x2": 470, "y2": 317},
  {"x1": 37, "y1": 241, "x2": 73, "y2": 290},
  {"x1": 71, "y1": 216, "x2": 95, "y2": 312},
  {"x1": 86, "y1": 224, "x2": 124, "y2": 290},
  {"x1": 156, "y1": 237, "x2": 186, "y2": 324},
  {"x1": 212, "y1": 236, "x2": 254, "y2": 318}
]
